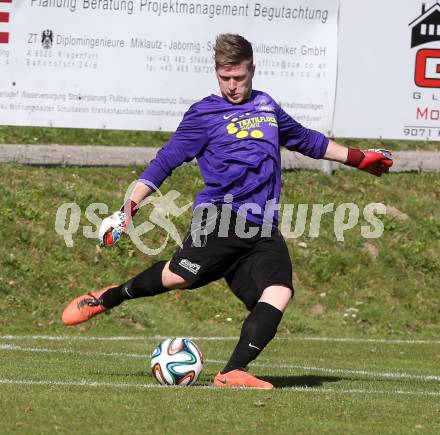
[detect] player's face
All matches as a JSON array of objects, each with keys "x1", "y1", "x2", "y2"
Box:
[{"x1": 216, "y1": 60, "x2": 255, "y2": 104}]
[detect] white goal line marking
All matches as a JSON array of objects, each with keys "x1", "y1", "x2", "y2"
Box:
[
  {"x1": 0, "y1": 378, "x2": 438, "y2": 397},
  {"x1": 1, "y1": 335, "x2": 439, "y2": 345},
  {"x1": 1, "y1": 343, "x2": 439, "y2": 383}
]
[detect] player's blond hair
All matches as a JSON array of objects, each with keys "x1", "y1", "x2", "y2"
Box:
[{"x1": 213, "y1": 34, "x2": 253, "y2": 70}]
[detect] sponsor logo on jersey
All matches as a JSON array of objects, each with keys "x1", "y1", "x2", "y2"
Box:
[{"x1": 254, "y1": 97, "x2": 276, "y2": 113}]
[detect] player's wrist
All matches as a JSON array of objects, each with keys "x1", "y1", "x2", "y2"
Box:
[
  {"x1": 120, "y1": 199, "x2": 139, "y2": 218},
  {"x1": 345, "y1": 148, "x2": 365, "y2": 168}
]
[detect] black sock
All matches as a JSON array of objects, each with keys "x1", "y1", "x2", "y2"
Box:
[
  {"x1": 222, "y1": 302, "x2": 283, "y2": 373},
  {"x1": 101, "y1": 261, "x2": 168, "y2": 308}
]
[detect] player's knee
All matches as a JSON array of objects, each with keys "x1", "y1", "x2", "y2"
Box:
[
  {"x1": 258, "y1": 285, "x2": 293, "y2": 312},
  {"x1": 162, "y1": 261, "x2": 190, "y2": 289}
]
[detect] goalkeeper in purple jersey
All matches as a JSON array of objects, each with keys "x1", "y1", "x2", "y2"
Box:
[{"x1": 62, "y1": 34, "x2": 393, "y2": 389}]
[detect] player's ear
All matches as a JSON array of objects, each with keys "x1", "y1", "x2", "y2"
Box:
[{"x1": 250, "y1": 63, "x2": 256, "y2": 78}]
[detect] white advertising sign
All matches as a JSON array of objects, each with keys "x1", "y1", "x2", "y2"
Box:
[
  {"x1": 0, "y1": 0, "x2": 338, "y2": 133},
  {"x1": 333, "y1": 0, "x2": 440, "y2": 140}
]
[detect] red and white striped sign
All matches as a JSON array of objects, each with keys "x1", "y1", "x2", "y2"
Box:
[{"x1": 0, "y1": 0, "x2": 11, "y2": 44}]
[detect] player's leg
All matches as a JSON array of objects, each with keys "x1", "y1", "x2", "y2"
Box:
[
  {"x1": 218, "y1": 284, "x2": 292, "y2": 371},
  {"x1": 99, "y1": 260, "x2": 189, "y2": 307},
  {"x1": 62, "y1": 205, "x2": 237, "y2": 326},
  {"x1": 106, "y1": 204, "x2": 242, "y2": 304},
  {"x1": 62, "y1": 260, "x2": 190, "y2": 325},
  {"x1": 214, "y1": 231, "x2": 293, "y2": 388}
]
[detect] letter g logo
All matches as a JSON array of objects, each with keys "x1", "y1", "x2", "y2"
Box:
[{"x1": 415, "y1": 48, "x2": 440, "y2": 88}]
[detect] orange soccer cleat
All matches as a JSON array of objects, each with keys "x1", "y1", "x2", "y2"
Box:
[
  {"x1": 213, "y1": 369, "x2": 274, "y2": 389},
  {"x1": 62, "y1": 286, "x2": 115, "y2": 326}
]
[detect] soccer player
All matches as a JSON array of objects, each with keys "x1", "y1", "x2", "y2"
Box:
[{"x1": 62, "y1": 34, "x2": 393, "y2": 389}]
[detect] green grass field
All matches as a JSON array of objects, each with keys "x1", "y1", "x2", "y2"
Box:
[
  {"x1": 1, "y1": 125, "x2": 440, "y2": 150},
  {"x1": 0, "y1": 335, "x2": 439, "y2": 434},
  {"x1": 0, "y1": 126, "x2": 172, "y2": 147},
  {"x1": 0, "y1": 163, "x2": 439, "y2": 433}
]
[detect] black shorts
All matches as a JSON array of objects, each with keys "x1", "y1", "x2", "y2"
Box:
[{"x1": 169, "y1": 206, "x2": 294, "y2": 310}]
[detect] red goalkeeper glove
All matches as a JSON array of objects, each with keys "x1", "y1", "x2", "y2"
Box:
[{"x1": 346, "y1": 148, "x2": 393, "y2": 177}]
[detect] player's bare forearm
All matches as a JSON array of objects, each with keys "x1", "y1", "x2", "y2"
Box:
[
  {"x1": 323, "y1": 139, "x2": 349, "y2": 163},
  {"x1": 130, "y1": 181, "x2": 153, "y2": 204}
]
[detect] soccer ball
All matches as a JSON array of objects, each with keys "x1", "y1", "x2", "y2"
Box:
[{"x1": 150, "y1": 337, "x2": 204, "y2": 386}]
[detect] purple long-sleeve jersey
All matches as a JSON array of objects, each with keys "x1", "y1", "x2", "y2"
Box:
[{"x1": 139, "y1": 90, "x2": 329, "y2": 226}]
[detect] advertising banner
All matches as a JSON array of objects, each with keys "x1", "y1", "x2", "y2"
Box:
[
  {"x1": 333, "y1": 0, "x2": 440, "y2": 140},
  {"x1": 0, "y1": 0, "x2": 338, "y2": 133}
]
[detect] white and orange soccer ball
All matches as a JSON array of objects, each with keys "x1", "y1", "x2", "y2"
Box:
[{"x1": 150, "y1": 337, "x2": 204, "y2": 386}]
